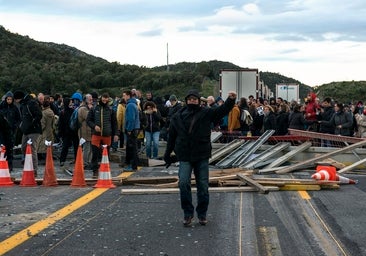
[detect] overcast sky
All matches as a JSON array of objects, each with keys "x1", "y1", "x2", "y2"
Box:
[{"x1": 1, "y1": 0, "x2": 366, "y2": 86}]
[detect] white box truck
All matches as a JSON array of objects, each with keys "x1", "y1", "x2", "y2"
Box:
[
  {"x1": 220, "y1": 69, "x2": 270, "y2": 99},
  {"x1": 276, "y1": 84, "x2": 299, "y2": 102}
]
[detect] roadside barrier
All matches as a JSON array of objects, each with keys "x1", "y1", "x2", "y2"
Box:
[
  {"x1": 94, "y1": 145, "x2": 116, "y2": 188},
  {"x1": 20, "y1": 140, "x2": 37, "y2": 187},
  {"x1": 42, "y1": 141, "x2": 58, "y2": 187}
]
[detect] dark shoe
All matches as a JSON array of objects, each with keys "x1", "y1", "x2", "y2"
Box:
[
  {"x1": 183, "y1": 216, "x2": 193, "y2": 227},
  {"x1": 92, "y1": 170, "x2": 98, "y2": 179},
  {"x1": 60, "y1": 162, "x2": 64, "y2": 167},
  {"x1": 124, "y1": 165, "x2": 137, "y2": 172},
  {"x1": 199, "y1": 217, "x2": 208, "y2": 226}
]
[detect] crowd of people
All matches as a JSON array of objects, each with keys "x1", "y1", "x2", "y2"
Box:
[{"x1": 1, "y1": 88, "x2": 366, "y2": 226}]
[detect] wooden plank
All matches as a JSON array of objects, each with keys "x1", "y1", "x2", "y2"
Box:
[
  {"x1": 279, "y1": 184, "x2": 321, "y2": 191},
  {"x1": 276, "y1": 140, "x2": 366, "y2": 174},
  {"x1": 121, "y1": 186, "x2": 279, "y2": 195},
  {"x1": 264, "y1": 142, "x2": 312, "y2": 169},
  {"x1": 237, "y1": 173, "x2": 269, "y2": 194},
  {"x1": 338, "y1": 158, "x2": 366, "y2": 173}
]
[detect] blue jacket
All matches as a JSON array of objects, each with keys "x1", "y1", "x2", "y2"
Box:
[{"x1": 125, "y1": 98, "x2": 140, "y2": 132}]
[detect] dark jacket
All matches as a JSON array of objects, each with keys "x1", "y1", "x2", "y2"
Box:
[
  {"x1": 275, "y1": 111, "x2": 289, "y2": 135},
  {"x1": 0, "y1": 91, "x2": 21, "y2": 130},
  {"x1": 166, "y1": 97, "x2": 235, "y2": 162},
  {"x1": 87, "y1": 101, "x2": 118, "y2": 137},
  {"x1": 325, "y1": 111, "x2": 353, "y2": 136},
  {"x1": 141, "y1": 110, "x2": 162, "y2": 133},
  {"x1": 19, "y1": 94, "x2": 42, "y2": 135},
  {"x1": 263, "y1": 112, "x2": 276, "y2": 133},
  {"x1": 165, "y1": 102, "x2": 182, "y2": 128},
  {"x1": 58, "y1": 103, "x2": 77, "y2": 138},
  {"x1": 289, "y1": 111, "x2": 312, "y2": 130},
  {"x1": 319, "y1": 106, "x2": 335, "y2": 134}
]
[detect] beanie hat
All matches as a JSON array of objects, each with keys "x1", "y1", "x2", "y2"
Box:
[
  {"x1": 185, "y1": 89, "x2": 200, "y2": 101},
  {"x1": 71, "y1": 92, "x2": 83, "y2": 102},
  {"x1": 13, "y1": 90, "x2": 25, "y2": 100},
  {"x1": 169, "y1": 94, "x2": 177, "y2": 101},
  {"x1": 215, "y1": 96, "x2": 223, "y2": 103}
]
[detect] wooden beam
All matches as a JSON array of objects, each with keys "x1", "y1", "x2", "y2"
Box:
[
  {"x1": 237, "y1": 173, "x2": 269, "y2": 194},
  {"x1": 338, "y1": 158, "x2": 366, "y2": 173},
  {"x1": 276, "y1": 140, "x2": 366, "y2": 174},
  {"x1": 121, "y1": 186, "x2": 279, "y2": 195}
]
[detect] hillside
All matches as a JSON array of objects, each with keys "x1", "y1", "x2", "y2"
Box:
[{"x1": 0, "y1": 25, "x2": 314, "y2": 100}]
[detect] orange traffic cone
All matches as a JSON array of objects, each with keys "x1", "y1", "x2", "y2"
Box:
[
  {"x1": 0, "y1": 146, "x2": 14, "y2": 187},
  {"x1": 42, "y1": 141, "x2": 58, "y2": 186},
  {"x1": 94, "y1": 145, "x2": 116, "y2": 188},
  {"x1": 20, "y1": 140, "x2": 37, "y2": 187},
  {"x1": 311, "y1": 165, "x2": 337, "y2": 181},
  {"x1": 70, "y1": 139, "x2": 87, "y2": 188},
  {"x1": 336, "y1": 175, "x2": 358, "y2": 184}
]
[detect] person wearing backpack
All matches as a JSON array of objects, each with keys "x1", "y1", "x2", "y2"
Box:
[
  {"x1": 58, "y1": 97, "x2": 79, "y2": 167},
  {"x1": 238, "y1": 97, "x2": 252, "y2": 136}
]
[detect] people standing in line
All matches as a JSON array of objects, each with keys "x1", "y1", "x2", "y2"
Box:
[
  {"x1": 0, "y1": 91, "x2": 21, "y2": 172},
  {"x1": 87, "y1": 92, "x2": 119, "y2": 177},
  {"x1": 122, "y1": 90, "x2": 140, "y2": 172},
  {"x1": 78, "y1": 94, "x2": 93, "y2": 169},
  {"x1": 58, "y1": 97, "x2": 79, "y2": 167},
  {"x1": 164, "y1": 89, "x2": 237, "y2": 227},
  {"x1": 140, "y1": 101, "x2": 162, "y2": 159},
  {"x1": 37, "y1": 95, "x2": 55, "y2": 161},
  {"x1": 19, "y1": 92, "x2": 43, "y2": 177}
]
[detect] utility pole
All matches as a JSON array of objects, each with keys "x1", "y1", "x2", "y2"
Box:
[{"x1": 166, "y1": 42, "x2": 169, "y2": 72}]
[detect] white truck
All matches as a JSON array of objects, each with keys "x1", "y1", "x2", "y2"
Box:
[
  {"x1": 276, "y1": 84, "x2": 299, "y2": 103},
  {"x1": 219, "y1": 69, "x2": 271, "y2": 99}
]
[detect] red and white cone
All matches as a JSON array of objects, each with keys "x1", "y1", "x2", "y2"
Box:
[
  {"x1": 336, "y1": 175, "x2": 358, "y2": 184},
  {"x1": 311, "y1": 165, "x2": 337, "y2": 181},
  {"x1": 94, "y1": 145, "x2": 116, "y2": 188},
  {"x1": 0, "y1": 145, "x2": 14, "y2": 187},
  {"x1": 20, "y1": 140, "x2": 37, "y2": 187}
]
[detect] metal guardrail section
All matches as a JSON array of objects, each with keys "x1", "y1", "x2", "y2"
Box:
[
  {"x1": 214, "y1": 130, "x2": 275, "y2": 169},
  {"x1": 209, "y1": 139, "x2": 244, "y2": 164},
  {"x1": 231, "y1": 129, "x2": 275, "y2": 167},
  {"x1": 215, "y1": 141, "x2": 254, "y2": 168},
  {"x1": 240, "y1": 142, "x2": 290, "y2": 169},
  {"x1": 210, "y1": 131, "x2": 223, "y2": 143}
]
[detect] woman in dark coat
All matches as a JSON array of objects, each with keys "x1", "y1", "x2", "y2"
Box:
[{"x1": 289, "y1": 105, "x2": 313, "y2": 130}]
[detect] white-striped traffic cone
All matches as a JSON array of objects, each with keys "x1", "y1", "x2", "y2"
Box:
[
  {"x1": 94, "y1": 145, "x2": 115, "y2": 188},
  {"x1": 20, "y1": 140, "x2": 37, "y2": 187},
  {"x1": 0, "y1": 145, "x2": 14, "y2": 186}
]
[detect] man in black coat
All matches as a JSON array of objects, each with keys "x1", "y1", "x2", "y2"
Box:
[
  {"x1": 164, "y1": 89, "x2": 237, "y2": 226},
  {"x1": 18, "y1": 93, "x2": 43, "y2": 177}
]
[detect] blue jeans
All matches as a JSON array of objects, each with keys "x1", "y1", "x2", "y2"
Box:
[
  {"x1": 178, "y1": 159, "x2": 209, "y2": 218},
  {"x1": 145, "y1": 131, "x2": 160, "y2": 158}
]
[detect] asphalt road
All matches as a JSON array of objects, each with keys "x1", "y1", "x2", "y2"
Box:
[{"x1": 1, "y1": 159, "x2": 366, "y2": 256}]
